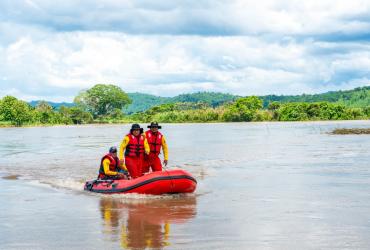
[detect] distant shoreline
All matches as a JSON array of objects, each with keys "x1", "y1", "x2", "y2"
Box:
[
  {"x1": 2, "y1": 85, "x2": 369, "y2": 127},
  {"x1": 1, "y1": 119, "x2": 369, "y2": 129}
]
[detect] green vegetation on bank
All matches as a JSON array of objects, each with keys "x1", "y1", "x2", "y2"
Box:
[
  {"x1": 0, "y1": 96, "x2": 93, "y2": 126},
  {"x1": 124, "y1": 86, "x2": 370, "y2": 113},
  {"x1": 0, "y1": 84, "x2": 369, "y2": 126},
  {"x1": 30, "y1": 86, "x2": 370, "y2": 113},
  {"x1": 127, "y1": 99, "x2": 369, "y2": 123}
]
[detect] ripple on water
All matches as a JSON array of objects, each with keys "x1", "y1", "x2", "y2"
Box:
[{"x1": 1, "y1": 122, "x2": 370, "y2": 249}]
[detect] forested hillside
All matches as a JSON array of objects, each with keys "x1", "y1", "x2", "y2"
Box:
[
  {"x1": 29, "y1": 86, "x2": 370, "y2": 114},
  {"x1": 260, "y1": 86, "x2": 370, "y2": 108},
  {"x1": 29, "y1": 101, "x2": 75, "y2": 109},
  {"x1": 127, "y1": 87, "x2": 370, "y2": 112},
  {"x1": 171, "y1": 92, "x2": 238, "y2": 107},
  {"x1": 124, "y1": 92, "x2": 238, "y2": 113},
  {"x1": 124, "y1": 93, "x2": 168, "y2": 114}
]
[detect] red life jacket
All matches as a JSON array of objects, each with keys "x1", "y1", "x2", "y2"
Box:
[
  {"x1": 99, "y1": 153, "x2": 119, "y2": 177},
  {"x1": 125, "y1": 134, "x2": 145, "y2": 157},
  {"x1": 145, "y1": 130, "x2": 162, "y2": 156}
]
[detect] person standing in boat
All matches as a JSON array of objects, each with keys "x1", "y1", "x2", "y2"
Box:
[
  {"x1": 119, "y1": 124, "x2": 150, "y2": 179},
  {"x1": 143, "y1": 122, "x2": 168, "y2": 174},
  {"x1": 98, "y1": 146, "x2": 127, "y2": 180}
]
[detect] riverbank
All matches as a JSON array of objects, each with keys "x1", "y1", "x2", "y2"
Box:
[{"x1": 0, "y1": 118, "x2": 369, "y2": 128}]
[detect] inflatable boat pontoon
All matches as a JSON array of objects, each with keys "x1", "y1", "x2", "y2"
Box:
[{"x1": 84, "y1": 169, "x2": 197, "y2": 195}]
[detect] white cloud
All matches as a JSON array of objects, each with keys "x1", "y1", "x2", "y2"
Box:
[
  {"x1": 2, "y1": 0, "x2": 370, "y2": 36},
  {"x1": 1, "y1": 1, "x2": 370, "y2": 101},
  {"x1": 229, "y1": 0, "x2": 370, "y2": 35}
]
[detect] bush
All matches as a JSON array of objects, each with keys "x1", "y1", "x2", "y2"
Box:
[
  {"x1": 253, "y1": 110, "x2": 273, "y2": 121},
  {"x1": 0, "y1": 96, "x2": 33, "y2": 126}
]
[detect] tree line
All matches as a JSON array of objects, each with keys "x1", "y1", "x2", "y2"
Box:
[
  {"x1": 0, "y1": 84, "x2": 129, "y2": 126},
  {"x1": 129, "y1": 98, "x2": 370, "y2": 123},
  {"x1": 0, "y1": 96, "x2": 93, "y2": 126},
  {"x1": 125, "y1": 86, "x2": 370, "y2": 113},
  {"x1": 0, "y1": 84, "x2": 369, "y2": 126}
]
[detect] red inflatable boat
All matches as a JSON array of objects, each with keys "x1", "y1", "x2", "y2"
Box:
[{"x1": 84, "y1": 169, "x2": 197, "y2": 195}]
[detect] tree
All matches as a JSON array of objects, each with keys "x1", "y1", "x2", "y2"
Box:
[
  {"x1": 110, "y1": 108, "x2": 124, "y2": 119},
  {"x1": 36, "y1": 101, "x2": 53, "y2": 112},
  {"x1": 277, "y1": 103, "x2": 309, "y2": 121},
  {"x1": 267, "y1": 101, "x2": 281, "y2": 111},
  {"x1": 223, "y1": 96, "x2": 263, "y2": 121},
  {"x1": 0, "y1": 96, "x2": 33, "y2": 126},
  {"x1": 74, "y1": 84, "x2": 131, "y2": 118},
  {"x1": 35, "y1": 101, "x2": 54, "y2": 124},
  {"x1": 69, "y1": 107, "x2": 93, "y2": 124},
  {"x1": 364, "y1": 106, "x2": 370, "y2": 117},
  {"x1": 58, "y1": 106, "x2": 93, "y2": 124},
  {"x1": 275, "y1": 102, "x2": 353, "y2": 121},
  {"x1": 267, "y1": 101, "x2": 281, "y2": 120}
]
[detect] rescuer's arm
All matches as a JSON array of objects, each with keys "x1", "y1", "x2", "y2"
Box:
[
  {"x1": 103, "y1": 158, "x2": 118, "y2": 176},
  {"x1": 162, "y1": 136, "x2": 168, "y2": 161},
  {"x1": 144, "y1": 138, "x2": 150, "y2": 155},
  {"x1": 119, "y1": 163, "x2": 128, "y2": 171},
  {"x1": 119, "y1": 136, "x2": 130, "y2": 160}
]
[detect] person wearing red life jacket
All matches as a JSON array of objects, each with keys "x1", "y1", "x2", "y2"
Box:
[
  {"x1": 98, "y1": 146, "x2": 128, "y2": 180},
  {"x1": 119, "y1": 124, "x2": 150, "y2": 179},
  {"x1": 143, "y1": 122, "x2": 168, "y2": 174}
]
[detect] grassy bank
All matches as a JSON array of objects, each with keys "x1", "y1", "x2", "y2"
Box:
[{"x1": 0, "y1": 121, "x2": 12, "y2": 127}]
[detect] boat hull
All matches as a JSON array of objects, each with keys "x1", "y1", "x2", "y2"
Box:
[{"x1": 84, "y1": 169, "x2": 197, "y2": 195}]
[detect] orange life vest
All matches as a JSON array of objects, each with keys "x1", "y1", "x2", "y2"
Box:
[
  {"x1": 99, "y1": 153, "x2": 119, "y2": 176},
  {"x1": 125, "y1": 133, "x2": 145, "y2": 157},
  {"x1": 145, "y1": 130, "x2": 162, "y2": 156}
]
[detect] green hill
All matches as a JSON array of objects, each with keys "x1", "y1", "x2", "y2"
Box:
[
  {"x1": 29, "y1": 86, "x2": 370, "y2": 114},
  {"x1": 29, "y1": 100, "x2": 75, "y2": 109},
  {"x1": 124, "y1": 93, "x2": 169, "y2": 114},
  {"x1": 171, "y1": 92, "x2": 238, "y2": 107},
  {"x1": 260, "y1": 86, "x2": 370, "y2": 108},
  {"x1": 124, "y1": 92, "x2": 238, "y2": 114},
  {"x1": 126, "y1": 87, "x2": 370, "y2": 113}
]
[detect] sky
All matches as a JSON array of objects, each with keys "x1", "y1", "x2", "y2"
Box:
[{"x1": 1, "y1": 0, "x2": 370, "y2": 102}]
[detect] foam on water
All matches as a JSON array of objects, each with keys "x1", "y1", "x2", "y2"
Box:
[
  {"x1": 40, "y1": 177, "x2": 86, "y2": 192},
  {"x1": 1, "y1": 165, "x2": 206, "y2": 197}
]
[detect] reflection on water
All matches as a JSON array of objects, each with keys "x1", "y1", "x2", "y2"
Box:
[{"x1": 99, "y1": 196, "x2": 197, "y2": 249}]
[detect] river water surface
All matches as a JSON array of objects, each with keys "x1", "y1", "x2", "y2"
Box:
[{"x1": 1, "y1": 121, "x2": 370, "y2": 249}]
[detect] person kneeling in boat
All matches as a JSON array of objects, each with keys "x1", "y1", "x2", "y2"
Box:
[
  {"x1": 143, "y1": 122, "x2": 168, "y2": 174},
  {"x1": 119, "y1": 124, "x2": 150, "y2": 179},
  {"x1": 98, "y1": 146, "x2": 128, "y2": 180}
]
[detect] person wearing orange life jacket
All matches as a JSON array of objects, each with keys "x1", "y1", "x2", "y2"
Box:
[
  {"x1": 98, "y1": 146, "x2": 128, "y2": 180},
  {"x1": 143, "y1": 122, "x2": 168, "y2": 174},
  {"x1": 119, "y1": 124, "x2": 150, "y2": 179}
]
